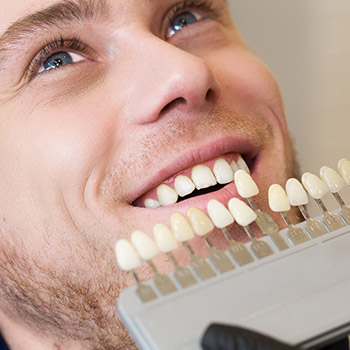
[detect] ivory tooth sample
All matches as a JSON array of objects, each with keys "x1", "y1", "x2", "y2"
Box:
[
  {"x1": 157, "y1": 184, "x2": 178, "y2": 206},
  {"x1": 237, "y1": 155, "x2": 250, "y2": 174},
  {"x1": 187, "y1": 207, "x2": 235, "y2": 273},
  {"x1": 234, "y1": 170, "x2": 280, "y2": 236},
  {"x1": 153, "y1": 224, "x2": 197, "y2": 288},
  {"x1": 131, "y1": 230, "x2": 177, "y2": 295},
  {"x1": 191, "y1": 165, "x2": 217, "y2": 190},
  {"x1": 286, "y1": 178, "x2": 328, "y2": 237},
  {"x1": 338, "y1": 158, "x2": 350, "y2": 185},
  {"x1": 268, "y1": 184, "x2": 310, "y2": 245},
  {"x1": 174, "y1": 175, "x2": 195, "y2": 197},
  {"x1": 302, "y1": 172, "x2": 346, "y2": 231},
  {"x1": 207, "y1": 199, "x2": 254, "y2": 265},
  {"x1": 228, "y1": 198, "x2": 274, "y2": 259},
  {"x1": 170, "y1": 213, "x2": 216, "y2": 280},
  {"x1": 320, "y1": 166, "x2": 350, "y2": 224},
  {"x1": 115, "y1": 239, "x2": 157, "y2": 302}
]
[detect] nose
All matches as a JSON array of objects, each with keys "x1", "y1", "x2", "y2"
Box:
[{"x1": 121, "y1": 34, "x2": 222, "y2": 124}]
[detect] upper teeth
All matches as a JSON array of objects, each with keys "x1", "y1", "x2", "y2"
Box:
[{"x1": 144, "y1": 155, "x2": 250, "y2": 208}]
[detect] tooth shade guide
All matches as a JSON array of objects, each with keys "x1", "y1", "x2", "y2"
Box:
[
  {"x1": 221, "y1": 227, "x2": 255, "y2": 265},
  {"x1": 187, "y1": 207, "x2": 235, "y2": 273},
  {"x1": 319, "y1": 166, "x2": 346, "y2": 193},
  {"x1": 338, "y1": 158, "x2": 350, "y2": 184},
  {"x1": 301, "y1": 172, "x2": 329, "y2": 199},
  {"x1": 115, "y1": 239, "x2": 158, "y2": 302},
  {"x1": 243, "y1": 225, "x2": 274, "y2": 259},
  {"x1": 234, "y1": 170, "x2": 259, "y2": 198}
]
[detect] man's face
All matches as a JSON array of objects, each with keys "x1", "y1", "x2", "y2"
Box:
[{"x1": 0, "y1": 0, "x2": 298, "y2": 348}]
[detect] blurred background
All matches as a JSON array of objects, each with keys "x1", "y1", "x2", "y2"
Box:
[{"x1": 228, "y1": 0, "x2": 350, "y2": 176}]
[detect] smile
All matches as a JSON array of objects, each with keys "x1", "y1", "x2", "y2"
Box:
[{"x1": 133, "y1": 154, "x2": 252, "y2": 208}]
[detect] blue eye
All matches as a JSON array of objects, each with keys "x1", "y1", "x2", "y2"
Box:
[
  {"x1": 167, "y1": 11, "x2": 202, "y2": 38},
  {"x1": 38, "y1": 51, "x2": 85, "y2": 74}
]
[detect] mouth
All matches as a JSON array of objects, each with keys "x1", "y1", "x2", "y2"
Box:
[{"x1": 132, "y1": 149, "x2": 256, "y2": 209}]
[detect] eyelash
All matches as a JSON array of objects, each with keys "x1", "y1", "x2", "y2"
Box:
[
  {"x1": 26, "y1": 0, "x2": 220, "y2": 79},
  {"x1": 166, "y1": 0, "x2": 220, "y2": 34},
  {"x1": 27, "y1": 36, "x2": 91, "y2": 79}
]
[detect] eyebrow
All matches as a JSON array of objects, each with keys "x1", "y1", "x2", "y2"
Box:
[{"x1": 0, "y1": 0, "x2": 109, "y2": 68}]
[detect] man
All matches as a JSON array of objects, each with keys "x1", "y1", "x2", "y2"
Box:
[{"x1": 0, "y1": 0, "x2": 300, "y2": 349}]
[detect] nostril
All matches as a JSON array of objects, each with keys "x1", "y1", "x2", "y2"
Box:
[
  {"x1": 160, "y1": 97, "x2": 186, "y2": 116},
  {"x1": 205, "y1": 88, "x2": 216, "y2": 103}
]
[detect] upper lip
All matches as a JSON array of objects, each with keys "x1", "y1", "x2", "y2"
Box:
[{"x1": 127, "y1": 135, "x2": 260, "y2": 205}]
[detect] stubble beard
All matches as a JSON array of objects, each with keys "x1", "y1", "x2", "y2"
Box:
[{"x1": 0, "y1": 107, "x2": 300, "y2": 350}]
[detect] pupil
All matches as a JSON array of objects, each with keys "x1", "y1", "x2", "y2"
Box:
[{"x1": 172, "y1": 12, "x2": 197, "y2": 32}]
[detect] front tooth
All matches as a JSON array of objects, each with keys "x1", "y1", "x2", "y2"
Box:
[
  {"x1": 285, "y1": 178, "x2": 309, "y2": 206},
  {"x1": 237, "y1": 155, "x2": 250, "y2": 174},
  {"x1": 131, "y1": 230, "x2": 160, "y2": 260},
  {"x1": 191, "y1": 164, "x2": 217, "y2": 189},
  {"x1": 234, "y1": 170, "x2": 259, "y2": 198},
  {"x1": 228, "y1": 198, "x2": 257, "y2": 226},
  {"x1": 115, "y1": 239, "x2": 141, "y2": 271},
  {"x1": 187, "y1": 207, "x2": 214, "y2": 236},
  {"x1": 338, "y1": 158, "x2": 350, "y2": 184},
  {"x1": 157, "y1": 184, "x2": 178, "y2": 206},
  {"x1": 320, "y1": 166, "x2": 346, "y2": 193},
  {"x1": 230, "y1": 160, "x2": 240, "y2": 174},
  {"x1": 268, "y1": 184, "x2": 291, "y2": 212},
  {"x1": 170, "y1": 213, "x2": 195, "y2": 242},
  {"x1": 207, "y1": 199, "x2": 234, "y2": 228},
  {"x1": 213, "y1": 159, "x2": 234, "y2": 184},
  {"x1": 144, "y1": 198, "x2": 161, "y2": 208},
  {"x1": 153, "y1": 223, "x2": 178, "y2": 252},
  {"x1": 174, "y1": 175, "x2": 195, "y2": 197},
  {"x1": 301, "y1": 172, "x2": 329, "y2": 199}
]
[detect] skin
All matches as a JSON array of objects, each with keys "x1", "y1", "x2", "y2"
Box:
[{"x1": 0, "y1": 0, "x2": 300, "y2": 349}]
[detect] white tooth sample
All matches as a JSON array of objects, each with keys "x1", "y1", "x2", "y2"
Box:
[
  {"x1": 131, "y1": 230, "x2": 160, "y2": 261},
  {"x1": 237, "y1": 155, "x2": 250, "y2": 174},
  {"x1": 156, "y1": 184, "x2": 178, "y2": 206},
  {"x1": 268, "y1": 184, "x2": 291, "y2": 212},
  {"x1": 153, "y1": 223, "x2": 178, "y2": 252},
  {"x1": 286, "y1": 178, "x2": 309, "y2": 206},
  {"x1": 234, "y1": 170, "x2": 259, "y2": 198},
  {"x1": 320, "y1": 166, "x2": 346, "y2": 193},
  {"x1": 207, "y1": 199, "x2": 234, "y2": 228},
  {"x1": 301, "y1": 172, "x2": 329, "y2": 199},
  {"x1": 338, "y1": 158, "x2": 350, "y2": 184},
  {"x1": 144, "y1": 198, "x2": 161, "y2": 208},
  {"x1": 115, "y1": 239, "x2": 141, "y2": 271},
  {"x1": 228, "y1": 198, "x2": 257, "y2": 226},
  {"x1": 191, "y1": 164, "x2": 217, "y2": 190},
  {"x1": 174, "y1": 175, "x2": 195, "y2": 197},
  {"x1": 213, "y1": 158, "x2": 234, "y2": 184},
  {"x1": 170, "y1": 213, "x2": 195, "y2": 242},
  {"x1": 187, "y1": 207, "x2": 214, "y2": 236},
  {"x1": 230, "y1": 160, "x2": 240, "y2": 174}
]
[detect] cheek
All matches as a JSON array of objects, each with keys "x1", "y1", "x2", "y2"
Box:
[
  {"x1": 211, "y1": 46, "x2": 287, "y2": 131},
  {"x1": 0, "y1": 99, "x2": 117, "y2": 210}
]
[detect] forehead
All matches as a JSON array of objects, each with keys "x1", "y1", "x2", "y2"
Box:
[
  {"x1": 0, "y1": 0, "x2": 153, "y2": 35},
  {"x1": 0, "y1": 0, "x2": 55, "y2": 33}
]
